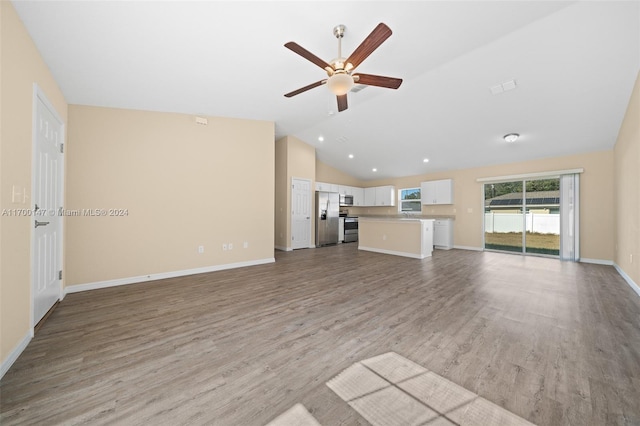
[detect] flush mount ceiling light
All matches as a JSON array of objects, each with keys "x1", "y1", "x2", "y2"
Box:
[
  {"x1": 423, "y1": 158, "x2": 430, "y2": 163},
  {"x1": 372, "y1": 168, "x2": 377, "y2": 172},
  {"x1": 503, "y1": 133, "x2": 520, "y2": 143},
  {"x1": 348, "y1": 154, "x2": 354, "y2": 159},
  {"x1": 318, "y1": 136, "x2": 324, "y2": 142}
]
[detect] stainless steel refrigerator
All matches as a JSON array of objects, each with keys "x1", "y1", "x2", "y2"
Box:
[{"x1": 315, "y1": 191, "x2": 339, "y2": 247}]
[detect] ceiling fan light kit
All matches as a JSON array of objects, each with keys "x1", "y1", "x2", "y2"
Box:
[
  {"x1": 327, "y1": 72, "x2": 354, "y2": 96},
  {"x1": 284, "y1": 23, "x2": 402, "y2": 112}
]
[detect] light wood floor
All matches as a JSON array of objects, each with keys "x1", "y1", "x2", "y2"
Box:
[{"x1": 2, "y1": 245, "x2": 640, "y2": 425}]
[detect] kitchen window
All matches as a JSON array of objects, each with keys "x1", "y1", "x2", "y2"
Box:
[{"x1": 399, "y1": 187, "x2": 422, "y2": 212}]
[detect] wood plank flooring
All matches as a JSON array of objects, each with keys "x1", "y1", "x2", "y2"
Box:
[{"x1": 1, "y1": 245, "x2": 640, "y2": 425}]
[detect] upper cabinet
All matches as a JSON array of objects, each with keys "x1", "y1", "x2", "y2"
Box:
[
  {"x1": 375, "y1": 185, "x2": 395, "y2": 206},
  {"x1": 362, "y1": 186, "x2": 395, "y2": 206},
  {"x1": 315, "y1": 181, "x2": 340, "y2": 192},
  {"x1": 364, "y1": 187, "x2": 377, "y2": 206},
  {"x1": 316, "y1": 182, "x2": 394, "y2": 207},
  {"x1": 421, "y1": 179, "x2": 454, "y2": 205},
  {"x1": 315, "y1": 181, "x2": 331, "y2": 192},
  {"x1": 352, "y1": 187, "x2": 365, "y2": 206}
]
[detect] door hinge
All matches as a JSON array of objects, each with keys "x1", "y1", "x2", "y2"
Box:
[
  {"x1": 60, "y1": 143, "x2": 64, "y2": 154},
  {"x1": 58, "y1": 270, "x2": 62, "y2": 280}
]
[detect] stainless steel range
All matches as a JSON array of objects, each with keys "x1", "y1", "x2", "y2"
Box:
[{"x1": 344, "y1": 216, "x2": 358, "y2": 243}]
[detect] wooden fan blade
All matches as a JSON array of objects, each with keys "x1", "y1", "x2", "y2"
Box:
[
  {"x1": 337, "y1": 94, "x2": 348, "y2": 112},
  {"x1": 354, "y1": 73, "x2": 403, "y2": 89},
  {"x1": 285, "y1": 42, "x2": 333, "y2": 72},
  {"x1": 345, "y1": 23, "x2": 392, "y2": 71},
  {"x1": 284, "y1": 80, "x2": 327, "y2": 98}
]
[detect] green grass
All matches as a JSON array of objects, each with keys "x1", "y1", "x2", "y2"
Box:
[{"x1": 484, "y1": 232, "x2": 560, "y2": 256}]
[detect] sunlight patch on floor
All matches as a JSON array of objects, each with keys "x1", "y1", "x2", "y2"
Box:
[{"x1": 326, "y1": 352, "x2": 536, "y2": 426}]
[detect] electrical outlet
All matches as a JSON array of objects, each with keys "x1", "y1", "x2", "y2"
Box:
[
  {"x1": 467, "y1": 208, "x2": 473, "y2": 213},
  {"x1": 222, "y1": 244, "x2": 228, "y2": 251},
  {"x1": 198, "y1": 245, "x2": 204, "y2": 254},
  {"x1": 631, "y1": 254, "x2": 634, "y2": 263},
  {"x1": 243, "y1": 242, "x2": 248, "y2": 249},
  {"x1": 383, "y1": 234, "x2": 387, "y2": 241},
  {"x1": 228, "y1": 243, "x2": 233, "y2": 250}
]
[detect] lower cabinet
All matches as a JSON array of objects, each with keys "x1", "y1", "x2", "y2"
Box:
[{"x1": 433, "y1": 219, "x2": 453, "y2": 249}]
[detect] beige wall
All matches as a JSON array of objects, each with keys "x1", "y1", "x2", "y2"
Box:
[
  {"x1": 614, "y1": 71, "x2": 640, "y2": 286},
  {"x1": 316, "y1": 159, "x2": 365, "y2": 187},
  {"x1": 274, "y1": 138, "x2": 288, "y2": 248},
  {"x1": 274, "y1": 136, "x2": 316, "y2": 250},
  {"x1": 66, "y1": 106, "x2": 274, "y2": 285},
  {"x1": 345, "y1": 151, "x2": 615, "y2": 261},
  {"x1": 1, "y1": 2, "x2": 68, "y2": 364}
]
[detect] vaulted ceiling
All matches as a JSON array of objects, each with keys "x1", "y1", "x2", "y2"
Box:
[{"x1": 12, "y1": 1, "x2": 639, "y2": 180}]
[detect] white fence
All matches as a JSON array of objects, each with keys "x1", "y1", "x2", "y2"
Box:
[{"x1": 485, "y1": 212, "x2": 560, "y2": 234}]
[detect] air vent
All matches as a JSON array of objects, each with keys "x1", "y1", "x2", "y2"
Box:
[{"x1": 489, "y1": 79, "x2": 517, "y2": 95}]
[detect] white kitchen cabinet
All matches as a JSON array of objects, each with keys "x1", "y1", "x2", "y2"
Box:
[
  {"x1": 338, "y1": 185, "x2": 349, "y2": 195},
  {"x1": 315, "y1": 181, "x2": 330, "y2": 191},
  {"x1": 421, "y1": 179, "x2": 453, "y2": 205},
  {"x1": 352, "y1": 187, "x2": 365, "y2": 206},
  {"x1": 433, "y1": 219, "x2": 453, "y2": 249},
  {"x1": 375, "y1": 185, "x2": 395, "y2": 206},
  {"x1": 329, "y1": 184, "x2": 339, "y2": 193},
  {"x1": 364, "y1": 187, "x2": 377, "y2": 206}
]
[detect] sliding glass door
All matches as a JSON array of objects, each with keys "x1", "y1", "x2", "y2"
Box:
[
  {"x1": 524, "y1": 178, "x2": 560, "y2": 255},
  {"x1": 484, "y1": 178, "x2": 560, "y2": 256},
  {"x1": 484, "y1": 181, "x2": 524, "y2": 253}
]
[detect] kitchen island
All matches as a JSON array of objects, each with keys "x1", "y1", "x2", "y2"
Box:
[{"x1": 358, "y1": 217, "x2": 435, "y2": 259}]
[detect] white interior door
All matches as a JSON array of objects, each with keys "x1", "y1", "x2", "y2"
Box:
[
  {"x1": 32, "y1": 89, "x2": 64, "y2": 326},
  {"x1": 291, "y1": 178, "x2": 311, "y2": 249}
]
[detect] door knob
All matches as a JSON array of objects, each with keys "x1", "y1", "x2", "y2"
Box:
[{"x1": 35, "y1": 220, "x2": 50, "y2": 228}]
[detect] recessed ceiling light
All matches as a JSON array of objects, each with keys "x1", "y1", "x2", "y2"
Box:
[
  {"x1": 348, "y1": 154, "x2": 354, "y2": 159},
  {"x1": 423, "y1": 158, "x2": 429, "y2": 163},
  {"x1": 318, "y1": 136, "x2": 324, "y2": 142},
  {"x1": 503, "y1": 133, "x2": 520, "y2": 143},
  {"x1": 372, "y1": 168, "x2": 377, "y2": 172}
]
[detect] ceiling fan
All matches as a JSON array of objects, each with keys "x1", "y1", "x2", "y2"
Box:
[{"x1": 284, "y1": 23, "x2": 403, "y2": 112}]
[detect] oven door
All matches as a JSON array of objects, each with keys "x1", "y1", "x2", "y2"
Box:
[{"x1": 344, "y1": 217, "x2": 358, "y2": 242}]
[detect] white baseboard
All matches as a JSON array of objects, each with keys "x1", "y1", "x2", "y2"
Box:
[
  {"x1": 453, "y1": 245, "x2": 483, "y2": 251},
  {"x1": 64, "y1": 257, "x2": 275, "y2": 295},
  {"x1": 358, "y1": 246, "x2": 431, "y2": 259},
  {"x1": 274, "y1": 246, "x2": 292, "y2": 252},
  {"x1": 614, "y1": 263, "x2": 640, "y2": 297},
  {"x1": 580, "y1": 258, "x2": 614, "y2": 266},
  {"x1": 1, "y1": 331, "x2": 32, "y2": 380}
]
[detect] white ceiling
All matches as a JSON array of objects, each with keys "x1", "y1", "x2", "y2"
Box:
[{"x1": 12, "y1": 1, "x2": 640, "y2": 181}]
